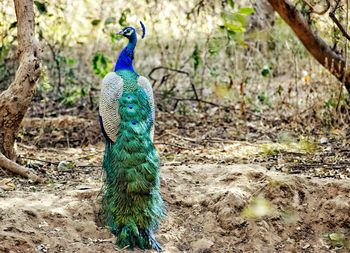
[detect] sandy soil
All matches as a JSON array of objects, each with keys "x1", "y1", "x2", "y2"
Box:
[{"x1": 0, "y1": 163, "x2": 349, "y2": 253}]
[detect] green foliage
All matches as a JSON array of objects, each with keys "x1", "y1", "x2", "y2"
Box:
[
  {"x1": 324, "y1": 232, "x2": 349, "y2": 249},
  {"x1": 220, "y1": 5, "x2": 255, "y2": 46},
  {"x1": 0, "y1": 0, "x2": 348, "y2": 125},
  {"x1": 92, "y1": 52, "x2": 112, "y2": 78},
  {"x1": 110, "y1": 32, "x2": 122, "y2": 44},
  {"x1": 34, "y1": 1, "x2": 47, "y2": 14},
  {"x1": 91, "y1": 19, "x2": 101, "y2": 26},
  {"x1": 59, "y1": 86, "x2": 88, "y2": 107},
  {"x1": 37, "y1": 67, "x2": 53, "y2": 93},
  {"x1": 119, "y1": 10, "x2": 129, "y2": 26},
  {"x1": 261, "y1": 144, "x2": 280, "y2": 156},
  {"x1": 0, "y1": 45, "x2": 10, "y2": 61},
  {"x1": 9, "y1": 21, "x2": 17, "y2": 30},
  {"x1": 298, "y1": 136, "x2": 318, "y2": 153},
  {"x1": 227, "y1": 0, "x2": 234, "y2": 9},
  {"x1": 261, "y1": 65, "x2": 272, "y2": 77},
  {"x1": 192, "y1": 44, "x2": 201, "y2": 71},
  {"x1": 237, "y1": 7, "x2": 255, "y2": 15},
  {"x1": 257, "y1": 91, "x2": 272, "y2": 107}
]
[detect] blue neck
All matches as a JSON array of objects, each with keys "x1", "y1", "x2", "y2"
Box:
[{"x1": 114, "y1": 35, "x2": 137, "y2": 73}]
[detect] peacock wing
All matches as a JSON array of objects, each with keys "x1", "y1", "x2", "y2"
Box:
[
  {"x1": 138, "y1": 76, "x2": 155, "y2": 140},
  {"x1": 99, "y1": 72, "x2": 124, "y2": 142}
]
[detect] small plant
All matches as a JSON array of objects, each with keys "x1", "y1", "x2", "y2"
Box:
[
  {"x1": 298, "y1": 136, "x2": 318, "y2": 153},
  {"x1": 59, "y1": 86, "x2": 88, "y2": 107},
  {"x1": 324, "y1": 232, "x2": 349, "y2": 250},
  {"x1": 92, "y1": 52, "x2": 112, "y2": 78},
  {"x1": 220, "y1": 4, "x2": 255, "y2": 46},
  {"x1": 261, "y1": 144, "x2": 280, "y2": 156},
  {"x1": 241, "y1": 196, "x2": 273, "y2": 219}
]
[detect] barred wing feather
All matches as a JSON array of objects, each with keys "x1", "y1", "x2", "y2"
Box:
[{"x1": 99, "y1": 72, "x2": 123, "y2": 142}]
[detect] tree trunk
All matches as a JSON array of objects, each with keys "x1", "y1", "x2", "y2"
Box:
[
  {"x1": 267, "y1": 0, "x2": 350, "y2": 93},
  {"x1": 0, "y1": 0, "x2": 42, "y2": 181}
]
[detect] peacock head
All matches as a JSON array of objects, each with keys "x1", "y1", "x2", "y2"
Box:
[
  {"x1": 117, "y1": 21, "x2": 146, "y2": 40},
  {"x1": 117, "y1": 26, "x2": 137, "y2": 40}
]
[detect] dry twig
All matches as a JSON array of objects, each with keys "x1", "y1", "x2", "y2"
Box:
[
  {"x1": 329, "y1": 0, "x2": 350, "y2": 41},
  {"x1": 302, "y1": 0, "x2": 330, "y2": 15}
]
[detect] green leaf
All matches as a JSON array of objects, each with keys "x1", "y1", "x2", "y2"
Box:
[
  {"x1": 258, "y1": 91, "x2": 271, "y2": 107},
  {"x1": 9, "y1": 21, "x2": 17, "y2": 30},
  {"x1": 192, "y1": 44, "x2": 201, "y2": 71},
  {"x1": 110, "y1": 32, "x2": 122, "y2": 43},
  {"x1": 91, "y1": 19, "x2": 101, "y2": 26},
  {"x1": 261, "y1": 65, "x2": 271, "y2": 77},
  {"x1": 105, "y1": 17, "x2": 116, "y2": 25},
  {"x1": 0, "y1": 46, "x2": 10, "y2": 60},
  {"x1": 237, "y1": 7, "x2": 255, "y2": 15},
  {"x1": 227, "y1": 0, "x2": 234, "y2": 9},
  {"x1": 34, "y1": 1, "x2": 47, "y2": 14},
  {"x1": 119, "y1": 12, "x2": 127, "y2": 26},
  {"x1": 232, "y1": 13, "x2": 246, "y2": 26},
  {"x1": 326, "y1": 232, "x2": 347, "y2": 248},
  {"x1": 222, "y1": 11, "x2": 246, "y2": 25},
  {"x1": 227, "y1": 30, "x2": 237, "y2": 40},
  {"x1": 224, "y1": 22, "x2": 245, "y2": 33},
  {"x1": 329, "y1": 233, "x2": 345, "y2": 242},
  {"x1": 92, "y1": 52, "x2": 112, "y2": 78},
  {"x1": 67, "y1": 58, "x2": 76, "y2": 66}
]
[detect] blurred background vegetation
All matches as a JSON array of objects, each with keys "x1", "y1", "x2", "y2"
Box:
[{"x1": 0, "y1": 0, "x2": 349, "y2": 128}]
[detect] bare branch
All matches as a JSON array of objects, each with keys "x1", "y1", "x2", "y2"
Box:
[
  {"x1": 148, "y1": 66, "x2": 200, "y2": 101},
  {"x1": 302, "y1": 0, "x2": 330, "y2": 15},
  {"x1": 329, "y1": 0, "x2": 350, "y2": 41}
]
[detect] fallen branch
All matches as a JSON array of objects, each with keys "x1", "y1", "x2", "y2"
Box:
[{"x1": 0, "y1": 152, "x2": 42, "y2": 183}]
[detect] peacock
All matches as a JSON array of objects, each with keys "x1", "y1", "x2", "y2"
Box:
[{"x1": 98, "y1": 21, "x2": 165, "y2": 251}]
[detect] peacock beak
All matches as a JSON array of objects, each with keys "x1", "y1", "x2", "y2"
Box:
[{"x1": 117, "y1": 30, "x2": 124, "y2": 35}]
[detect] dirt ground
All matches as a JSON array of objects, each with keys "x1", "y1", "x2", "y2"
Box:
[
  {"x1": 1, "y1": 159, "x2": 349, "y2": 253},
  {"x1": 0, "y1": 111, "x2": 349, "y2": 253}
]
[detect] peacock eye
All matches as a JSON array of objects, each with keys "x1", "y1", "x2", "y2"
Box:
[{"x1": 124, "y1": 28, "x2": 133, "y2": 36}]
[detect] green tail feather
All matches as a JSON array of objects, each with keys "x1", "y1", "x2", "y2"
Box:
[{"x1": 101, "y1": 81, "x2": 165, "y2": 251}]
